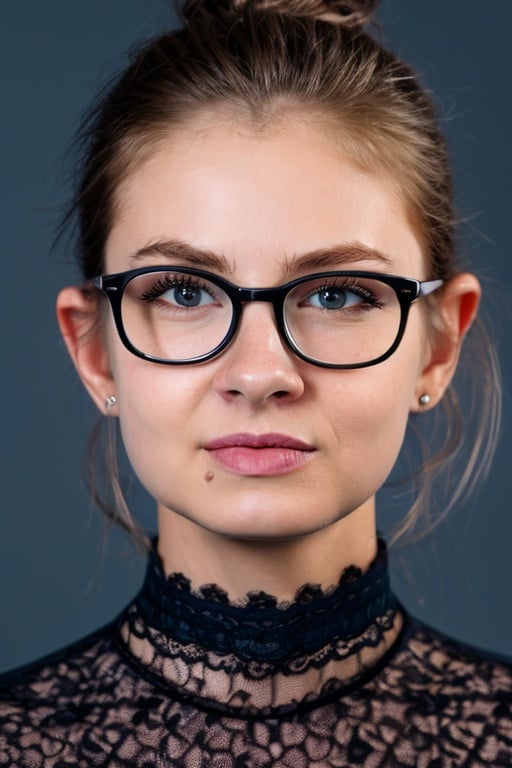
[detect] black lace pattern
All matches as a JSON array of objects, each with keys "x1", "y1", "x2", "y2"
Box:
[
  {"x1": 135, "y1": 539, "x2": 395, "y2": 663},
  {"x1": 118, "y1": 539, "x2": 401, "y2": 717},
  {"x1": 1, "y1": 539, "x2": 512, "y2": 767}
]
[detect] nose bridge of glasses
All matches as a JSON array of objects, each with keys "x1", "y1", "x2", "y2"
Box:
[
  {"x1": 234, "y1": 286, "x2": 288, "y2": 333},
  {"x1": 236, "y1": 286, "x2": 286, "y2": 305},
  {"x1": 231, "y1": 286, "x2": 290, "y2": 353}
]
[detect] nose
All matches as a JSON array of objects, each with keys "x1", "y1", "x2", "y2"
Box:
[{"x1": 212, "y1": 303, "x2": 305, "y2": 407}]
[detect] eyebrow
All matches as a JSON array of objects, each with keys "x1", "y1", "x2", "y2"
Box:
[
  {"x1": 131, "y1": 239, "x2": 234, "y2": 273},
  {"x1": 130, "y1": 238, "x2": 393, "y2": 278},
  {"x1": 280, "y1": 244, "x2": 393, "y2": 279}
]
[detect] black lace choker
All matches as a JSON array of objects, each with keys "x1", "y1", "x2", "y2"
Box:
[
  {"x1": 133, "y1": 538, "x2": 396, "y2": 663},
  {"x1": 118, "y1": 539, "x2": 402, "y2": 715}
]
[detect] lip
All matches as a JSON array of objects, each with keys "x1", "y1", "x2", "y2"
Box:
[{"x1": 203, "y1": 433, "x2": 316, "y2": 476}]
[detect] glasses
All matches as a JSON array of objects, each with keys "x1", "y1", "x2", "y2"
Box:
[{"x1": 93, "y1": 266, "x2": 443, "y2": 369}]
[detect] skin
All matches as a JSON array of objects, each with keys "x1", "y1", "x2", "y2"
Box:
[{"x1": 57, "y1": 118, "x2": 480, "y2": 600}]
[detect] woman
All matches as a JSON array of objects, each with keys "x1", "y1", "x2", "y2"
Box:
[{"x1": 1, "y1": 0, "x2": 510, "y2": 764}]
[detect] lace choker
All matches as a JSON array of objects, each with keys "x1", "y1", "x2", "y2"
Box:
[{"x1": 117, "y1": 539, "x2": 403, "y2": 716}]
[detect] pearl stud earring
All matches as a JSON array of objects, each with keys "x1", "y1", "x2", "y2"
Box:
[{"x1": 105, "y1": 395, "x2": 117, "y2": 413}]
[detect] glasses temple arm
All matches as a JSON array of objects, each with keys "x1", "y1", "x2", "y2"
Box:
[{"x1": 418, "y1": 278, "x2": 444, "y2": 298}]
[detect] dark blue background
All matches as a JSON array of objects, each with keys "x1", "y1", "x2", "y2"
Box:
[{"x1": 1, "y1": 1, "x2": 511, "y2": 672}]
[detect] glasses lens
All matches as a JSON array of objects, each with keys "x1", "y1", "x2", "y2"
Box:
[
  {"x1": 284, "y1": 275, "x2": 401, "y2": 366},
  {"x1": 121, "y1": 271, "x2": 233, "y2": 361}
]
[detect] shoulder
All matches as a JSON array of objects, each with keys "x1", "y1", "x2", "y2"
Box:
[
  {"x1": 0, "y1": 620, "x2": 128, "y2": 727},
  {"x1": 0, "y1": 621, "x2": 119, "y2": 693},
  {"x1": 384, "y1": 614, "x2": 512, "y2": 763},
  {"x1": 0, "y1": 620, "x2": 146, "y2": 765},
  {"x1": 401, "y1": 615, "x2": 512, "y2": 697}
]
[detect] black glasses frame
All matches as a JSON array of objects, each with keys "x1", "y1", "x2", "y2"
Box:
[{"x1": 93, "y1": 266, "x2": 443, "y2": 369}]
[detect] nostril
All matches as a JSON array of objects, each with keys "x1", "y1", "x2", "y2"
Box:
[{"x1": 225, "y1": 388, "x2": 290, "y2": 398}]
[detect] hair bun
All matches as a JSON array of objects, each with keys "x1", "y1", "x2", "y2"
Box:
[
  {"x1": 182, "y1": 0, "x2": 380, "y2": 28},
  {"x1": 246, "y1": 1, "x2": 380, "y2": 27}
]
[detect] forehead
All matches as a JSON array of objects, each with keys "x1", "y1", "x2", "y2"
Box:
[{"x1": 106, "y1": 119, "x2": 425, "y2": 280}]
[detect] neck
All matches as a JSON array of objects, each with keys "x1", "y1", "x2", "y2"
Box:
[{"x1": 157, "y1": 501, "x2": 377, "y2": 602}]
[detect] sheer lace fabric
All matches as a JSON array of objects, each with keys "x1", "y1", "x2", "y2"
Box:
[
  {"x1": 1, "y1": 541, "x2": 512, "y2": 767},
  {"x1": 118, "y1": 540, "x2": 401, "y2": 717}
]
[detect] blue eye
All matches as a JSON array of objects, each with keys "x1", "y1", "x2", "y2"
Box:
[
  {"x1": 167, "y1": 284, "x2": 215, "y2": 308},
  {"x1": 306, "y1": 286, "x2": 364, "y2": 310},
  {"x1": 141, "y1": 275, "x2": 218, "y2": 308}
]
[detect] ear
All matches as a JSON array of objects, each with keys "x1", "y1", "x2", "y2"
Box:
[
  {"x1": 411, "y1": 272, "x2": 481, "y2": 412},
  {"x1": 56, "y1": 286, "x2": 117, "y2": 415}
]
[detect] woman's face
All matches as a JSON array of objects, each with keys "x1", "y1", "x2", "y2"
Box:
[{"x1": 103, "y1": 118, "x2": 430, "y2": 540}]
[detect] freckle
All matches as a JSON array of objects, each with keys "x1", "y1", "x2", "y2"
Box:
[{"x1": 205, "y1": 471, "x2": 215, "y2": 482}]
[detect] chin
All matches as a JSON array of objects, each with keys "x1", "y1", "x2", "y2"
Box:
[{"x1": 174, "y1": 494, "x2": 351, "y2": 541}]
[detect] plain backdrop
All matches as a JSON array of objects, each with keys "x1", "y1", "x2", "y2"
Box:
[{"x1": 1, "y1": 0, "x2": 511, "y2": 672}]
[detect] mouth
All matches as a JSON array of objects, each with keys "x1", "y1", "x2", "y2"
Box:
[{"x1": 203, "y1": 433, "x2": 316, "y2": 476}]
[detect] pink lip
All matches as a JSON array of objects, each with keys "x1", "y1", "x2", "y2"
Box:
[{"x1": 203, "y1": 433, "x2": 316, "y2": 476}]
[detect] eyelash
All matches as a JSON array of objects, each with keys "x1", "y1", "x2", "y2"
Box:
[
  {"x1": 140, "y1": 275, "x2": 216, "y2": 302},
  {"x1": 137, "y1": 273, "x2": 385, "y2": 312},
  {"x1": 302, "y1": 280, "x2": 384, "y2": 307}
]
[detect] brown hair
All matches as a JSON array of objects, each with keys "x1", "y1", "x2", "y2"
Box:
[{"x1": 64, "y1": 0, "x2": 501, "y2": 549}]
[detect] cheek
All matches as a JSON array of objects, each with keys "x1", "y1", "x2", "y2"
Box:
[
  {"x1": 110, "y1": 346, "x2": 207, "y2": 491},
  {"x1": 325, "y1": 337, "x2": 424, "y2": 478},
  {"x1": 328, "y1": 376, "x2": 409, "y2": 453}
]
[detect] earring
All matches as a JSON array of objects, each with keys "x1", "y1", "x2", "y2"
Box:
[
  {"x1": 105, "y1": 395, "x2": 117, "y2": 413},
  {"x1": 418, "y1": 393, "x2": 431, "y2": 407}
]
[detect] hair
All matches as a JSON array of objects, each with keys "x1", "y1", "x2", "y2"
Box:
[{"x1": 62, "y1": 0, "x2": 501, "y2": 550}]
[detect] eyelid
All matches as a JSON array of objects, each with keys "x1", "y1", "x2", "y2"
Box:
[{"x1": 138, "y1": 271, "x2": 227, "y2": 304}]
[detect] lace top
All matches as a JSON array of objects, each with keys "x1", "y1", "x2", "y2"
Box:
[{"x1": 1, "y1": 540, "x2": 511, "y2": 767}]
